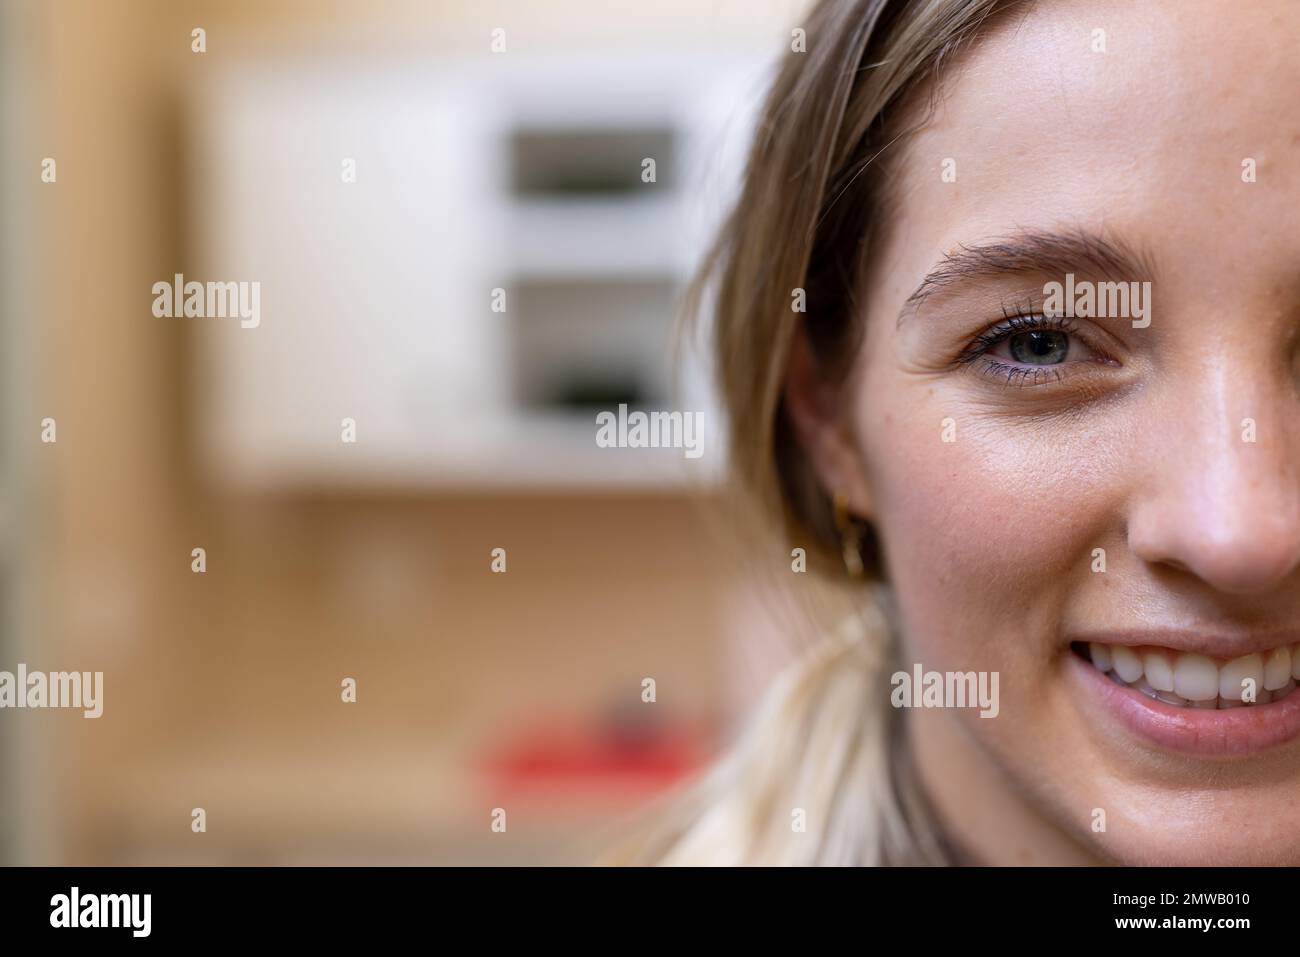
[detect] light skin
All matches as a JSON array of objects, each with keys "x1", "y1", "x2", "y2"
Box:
[{"x1": 788, "y1": 0, "x2": 1300, "y2": 864}]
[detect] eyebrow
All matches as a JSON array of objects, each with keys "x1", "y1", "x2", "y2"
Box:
[{"x1": 897, "y1": 228, "x2": 1156, "y2": 326}]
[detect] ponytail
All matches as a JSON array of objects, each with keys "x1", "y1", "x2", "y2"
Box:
[{"x1": 605, "y1": 587, "x2": 954, "y2": 865}]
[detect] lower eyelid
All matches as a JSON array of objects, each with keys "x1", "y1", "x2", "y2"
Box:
[{"x1": 975, "y1": 357, "x2": 1074, "y2": 387}]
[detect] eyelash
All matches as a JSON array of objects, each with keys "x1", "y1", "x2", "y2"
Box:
[{"x1": 954, "y1": 308, "x2": 1091, "y2": 387}]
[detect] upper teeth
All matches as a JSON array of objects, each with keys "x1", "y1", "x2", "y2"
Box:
[{"x1": 1088, "y1": 642, "x2": 1300, "y2": 708}]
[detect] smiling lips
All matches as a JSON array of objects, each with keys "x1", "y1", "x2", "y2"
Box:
[{"x1": 1078, "y1": 641, "x2": 1300, "y2": 709}]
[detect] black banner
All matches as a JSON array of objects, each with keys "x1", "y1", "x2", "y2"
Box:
[{"x1": 0, "y1": 866, "x2": 1285, "y2": 943}]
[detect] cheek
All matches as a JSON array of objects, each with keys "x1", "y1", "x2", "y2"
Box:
[{"x1": 855, "y1": 379, "x2": 1118, "y2": 674}]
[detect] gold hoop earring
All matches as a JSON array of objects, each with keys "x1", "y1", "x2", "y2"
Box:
[{"x1": 832, "y1": 491, "x2": 866, "y2": 579}]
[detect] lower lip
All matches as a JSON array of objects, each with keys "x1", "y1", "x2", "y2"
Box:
[{"x1": 1068, "y1": 652, "x2": 1300, "y2": 756}]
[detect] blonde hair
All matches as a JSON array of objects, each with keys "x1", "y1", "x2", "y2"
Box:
[{"x1": 605, "y1": 0, "x2": 1012, "y2": 865}]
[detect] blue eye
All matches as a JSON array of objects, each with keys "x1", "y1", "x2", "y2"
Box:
[
  {"x1": 1005, "y1": 328, "x2": 1069, "y2": 365},
  {"x1": 956, "y1": 312, "x2": 1105, "y2": 387}
]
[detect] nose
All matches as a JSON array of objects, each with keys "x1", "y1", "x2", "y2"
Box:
[{"x1": 1127, "y1": 364, "x2": 1300, "y2": 595}]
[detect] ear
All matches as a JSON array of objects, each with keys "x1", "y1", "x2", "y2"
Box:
[{"x1": 782, "y1": 323, "x2": 873, "y2": 520}]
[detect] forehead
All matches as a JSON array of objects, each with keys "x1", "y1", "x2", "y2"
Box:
[{"x1": 872, "y1": 0, "x2": 1300, "y2": 305}]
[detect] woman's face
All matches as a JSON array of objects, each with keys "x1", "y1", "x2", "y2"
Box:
[{"x1": 845, "y1": 0, "x2": 1300, "y2": 864}]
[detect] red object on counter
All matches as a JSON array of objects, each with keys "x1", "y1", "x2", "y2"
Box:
[{"x1": 478, "y1": 716, "x2": 714, "y2": 796}]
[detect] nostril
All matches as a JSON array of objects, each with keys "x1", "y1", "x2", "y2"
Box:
[
  {"x1": 1159, "y1": 557, "x2": 1192, "y2": 575},
  {"x1": 1126, "y1": 469, "x2": 1300, "y2": 595},
  {"x1": 1132, "y1": 528, "x2": 1300, "y2": 596}
]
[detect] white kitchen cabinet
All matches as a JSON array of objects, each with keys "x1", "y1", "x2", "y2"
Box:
[{"x1": 188, "y1": 53, "x2": 765, "y2": 489}]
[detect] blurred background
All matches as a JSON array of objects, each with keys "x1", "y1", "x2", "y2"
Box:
[{"x1": 0, "y1": 0, "x2": 836, "y2": 864}]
